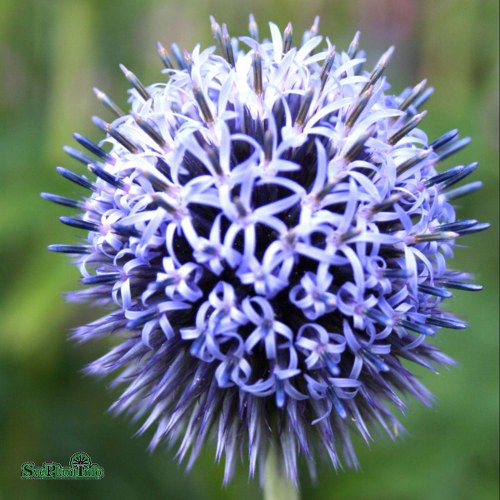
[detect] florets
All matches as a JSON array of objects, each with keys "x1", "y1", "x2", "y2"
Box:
[{"x1": 43, "y1": 16, "x2": 488, "y2": 484}]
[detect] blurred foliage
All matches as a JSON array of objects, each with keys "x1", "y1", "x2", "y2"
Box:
[{"x1": 0, "y1": 0, "x2": 498, "y2": 498}]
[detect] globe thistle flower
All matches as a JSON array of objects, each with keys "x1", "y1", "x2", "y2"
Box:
[{"x1": 43, "y1": 16, "x2": 488, "y2": 485}]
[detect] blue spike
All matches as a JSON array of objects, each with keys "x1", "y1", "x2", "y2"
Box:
[
  {"x1": 48, "y1": 244, "x2": 91, "y2": 254},
  {"x1": 119, "y1": 64, "x2": 151, "y2": 100},
  {"x1": 88, "y1": 163, "x2": 124, "y2": 188},
  {"x1": 412, "y1": 86, "x2": 434, "y2": 109},
  {"x1": 156, "y1": 41, "x2": 174, "y2": 69},
  {"x1": 440, "y1": 162, "x2": 477, "y2": 189},
  {"x1": 418, "y1": 284, "x2": 453, "y2": 298},
  {"x1": 430, "y1": 129, "x2": 459, "y2": 151},
  {"x1": 381, "y1": 268, "x2": 413, "y2": 279},
  {"x1": 365, "y1": 308, "x2": 393, "y2": 327},
  {"x1": 456, "y1": 222, "x2": 490, "y2": 235},
  {"x1": 190, "y1": 336, "x2": 205, "y2": 357},
  {"x1": 275, "y1": 382, "x2": 286, "y2": 409},
  {"x1": 132, "y1": 113, "x2": 166, "y2": 146},
  {"x1": 321, "y1": 353, "x2": 340, "y2": 376},
  {"x1": 93, "y1": 87, "x2": 125, "y2": 117},
  {"x1": 440, "y1": 279, "x2": 483, "y2": 292},
  {"x1": 424, "y1": 165, "x2": 464, "y2": 187},
  {"x1": 127, "y1": 312, "x2": 157, "y2": 329},
  {"x1": 56, "y1": 166, "x2": 94, "y2": 190},
  {"x1": 59, "y1": 216, "x2": 99, "y2": 232},
  {"x1": 364, "y1": 351, "x2": 390, "y2": 372},
  {"x1": 436, "y1": 137, "x2": 471, "y2": 162},
  {"x1": 328, "y1": 388, "x2": 347, "y2": 419},
  {"x1": 73, "y1": 133, "x2": 115, "y2": 163},
  {"x1": 426, "y1": 316, "x2": 467, "y2": 329},
  {"x1": 112, "y1": 223, "x2": 140, "y2": 238},
  {"x1": 398, "y1": 318, "x2": 435, "y2": 336},
  {"x1": 437, "y1": 219, "x2": 478, "y2": 232},
  {"x1": 445, "y1": 181, "x2": 482, "y2": 200},
  {"x1": 41, "y1": 192, "x2": 84, "y2": 209},
  {"x1": 63, "y1": 145, "x2": 95, "y2": 166},
  {"x1": 171, "y1": 43, "x2": 187, "y2": 70},
  {"x1": 92, "y1": 116, "x2": 138, "y2": 153},
  {"x1": 82, "y1": 274, "x2": 120, "y2": 285},
  {"x1": 218, "y1": 363, "x2": 234, "y2": 386}
]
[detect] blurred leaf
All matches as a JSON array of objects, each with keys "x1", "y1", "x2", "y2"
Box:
[{"x1": 1, "y1": 1, "x2": 498, "y2": 499}]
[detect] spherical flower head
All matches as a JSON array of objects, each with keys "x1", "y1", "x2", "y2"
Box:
[{"x1": 43, "y1": 16, "x2": 488, "y2": 485}]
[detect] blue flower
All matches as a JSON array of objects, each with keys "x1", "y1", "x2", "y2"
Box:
[{"x1": 43, "y1": 16, "x2": 488, "y2": 485}]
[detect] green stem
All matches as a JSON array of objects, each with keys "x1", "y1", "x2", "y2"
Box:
[{"x1": 263, "y1": 448, "x2": 300, "y2": 500}]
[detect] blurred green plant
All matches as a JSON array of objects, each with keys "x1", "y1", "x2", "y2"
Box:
[{"x1": 0, "y1": 0, "x2": 498, "y2": 499}]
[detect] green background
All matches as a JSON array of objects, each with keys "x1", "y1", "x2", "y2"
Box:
[{"x1": 0, "y1": 0, "x2": 498, "y2": 499}]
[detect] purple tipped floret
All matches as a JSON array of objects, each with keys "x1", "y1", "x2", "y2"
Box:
[{"x1": 46, "y1": 17, "x2": 486, "y2": 486}]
